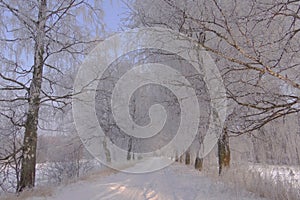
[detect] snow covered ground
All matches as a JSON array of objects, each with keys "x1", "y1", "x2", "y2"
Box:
[
  {"x1": 28, "y1": 158, "x2": 265, "y2": 200},
  {"x1": 248, "y1": 163, "x2": 300, "y2": 188}
]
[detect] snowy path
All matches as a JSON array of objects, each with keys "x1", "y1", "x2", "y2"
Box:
[{"x1": 32, "y1": 158, "x2": 265, "y2": 200}]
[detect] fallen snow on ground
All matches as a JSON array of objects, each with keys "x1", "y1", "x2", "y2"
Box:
[
  {"x1": 248, "y1": 163, "x2": 300, "y2": 188},
  {"x1": 30, "y1": 157, "x2": 265, "y2": 200}
]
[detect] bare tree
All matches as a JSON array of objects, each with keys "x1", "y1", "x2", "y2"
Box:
[
  {"x1": 0, "y1": 0, "x2": 103, "y2": 191},
  {"x1": 127, "y1": 0, "x2": 299, "y2": 133},
  {"x1": 125, "y1": 0, "x2": 299, "y2": 172},
  {"x1": 0, "y1": 130, "x2": 23, "y2": 193}
]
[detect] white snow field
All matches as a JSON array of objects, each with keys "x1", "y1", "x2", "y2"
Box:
[{"x1": 29, "y1": 157, "x2": 265, "y2": 200}]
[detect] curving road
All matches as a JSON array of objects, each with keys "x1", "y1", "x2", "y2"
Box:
[{"x1": 32, "y1": 158, "x2": 266, "y2": 200}]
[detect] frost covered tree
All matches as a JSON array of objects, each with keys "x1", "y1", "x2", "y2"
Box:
[
  {"x1": 128, "y1": 0, "x2": 300, "y2": 133},
  {"x1": 0, "y1": 0, "x2": 103, "y2": 191},
  {"x1": 125, "y1": 0, "x2": 300, "y2": 173}
]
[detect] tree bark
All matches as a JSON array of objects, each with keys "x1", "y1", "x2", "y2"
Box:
[
  {"x1": 18, "y1": 0, "x2": 46, "y2": 192},
  {"x1": 185, "y1": 150, "x2": 191, "y2": 165},
  {"x1": 179, "y1": 154, "x2": 184, "y2": 163},
  {"x1": 127, "y1": 137, "x2": 133, "y2": 160},
  {"x1": 175, "y1": 152, "x2": 179, "y2": 162},
  {"x1": 194, "y1": 157, "x2": 203, "y2": 171},
  {"x1": 103, "y1": 137, "x2": 111, "y2": 163},
  {"x1": 218, "y1": 127, "x2": 230, "y2": 175}
]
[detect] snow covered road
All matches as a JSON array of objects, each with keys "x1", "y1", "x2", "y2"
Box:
[{"x1": 32, "y1": 158, "x2": 265, "y2": 200}]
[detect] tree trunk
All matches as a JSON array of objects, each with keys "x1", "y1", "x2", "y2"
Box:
[
  {"x1": 194, "y1": 157, "x2": 203, "y2": 171},
  {"x1": 175, "y1": 152, "x2": 179, "y2": 162},
  {"x1": 185, "y1": 150, "x2": 191, "y2": 165},
  {"x1": 218, "y1": 128, "x2": 230, "y2": 175},
  {"x1": 127, "y1": 137, "x2": 133, "y2": 160},
  {"x1": 103, "y1": 137, "x2": 111, "y2": 163},
  {"x1": 18, "y1": 0, "x2": 46, "y2": 192},
  {"x1": 179, "y1": 154, "x2": 184, "y2": 163}
]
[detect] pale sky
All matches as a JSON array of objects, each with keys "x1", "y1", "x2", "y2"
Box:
[{"x1": 103, "y1": 0, "x2": 128, "y2": 32}]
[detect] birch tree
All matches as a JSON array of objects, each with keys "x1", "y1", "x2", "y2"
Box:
[{"x1": 0, "y1": 0, "x2": 103, "y2": 191}]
